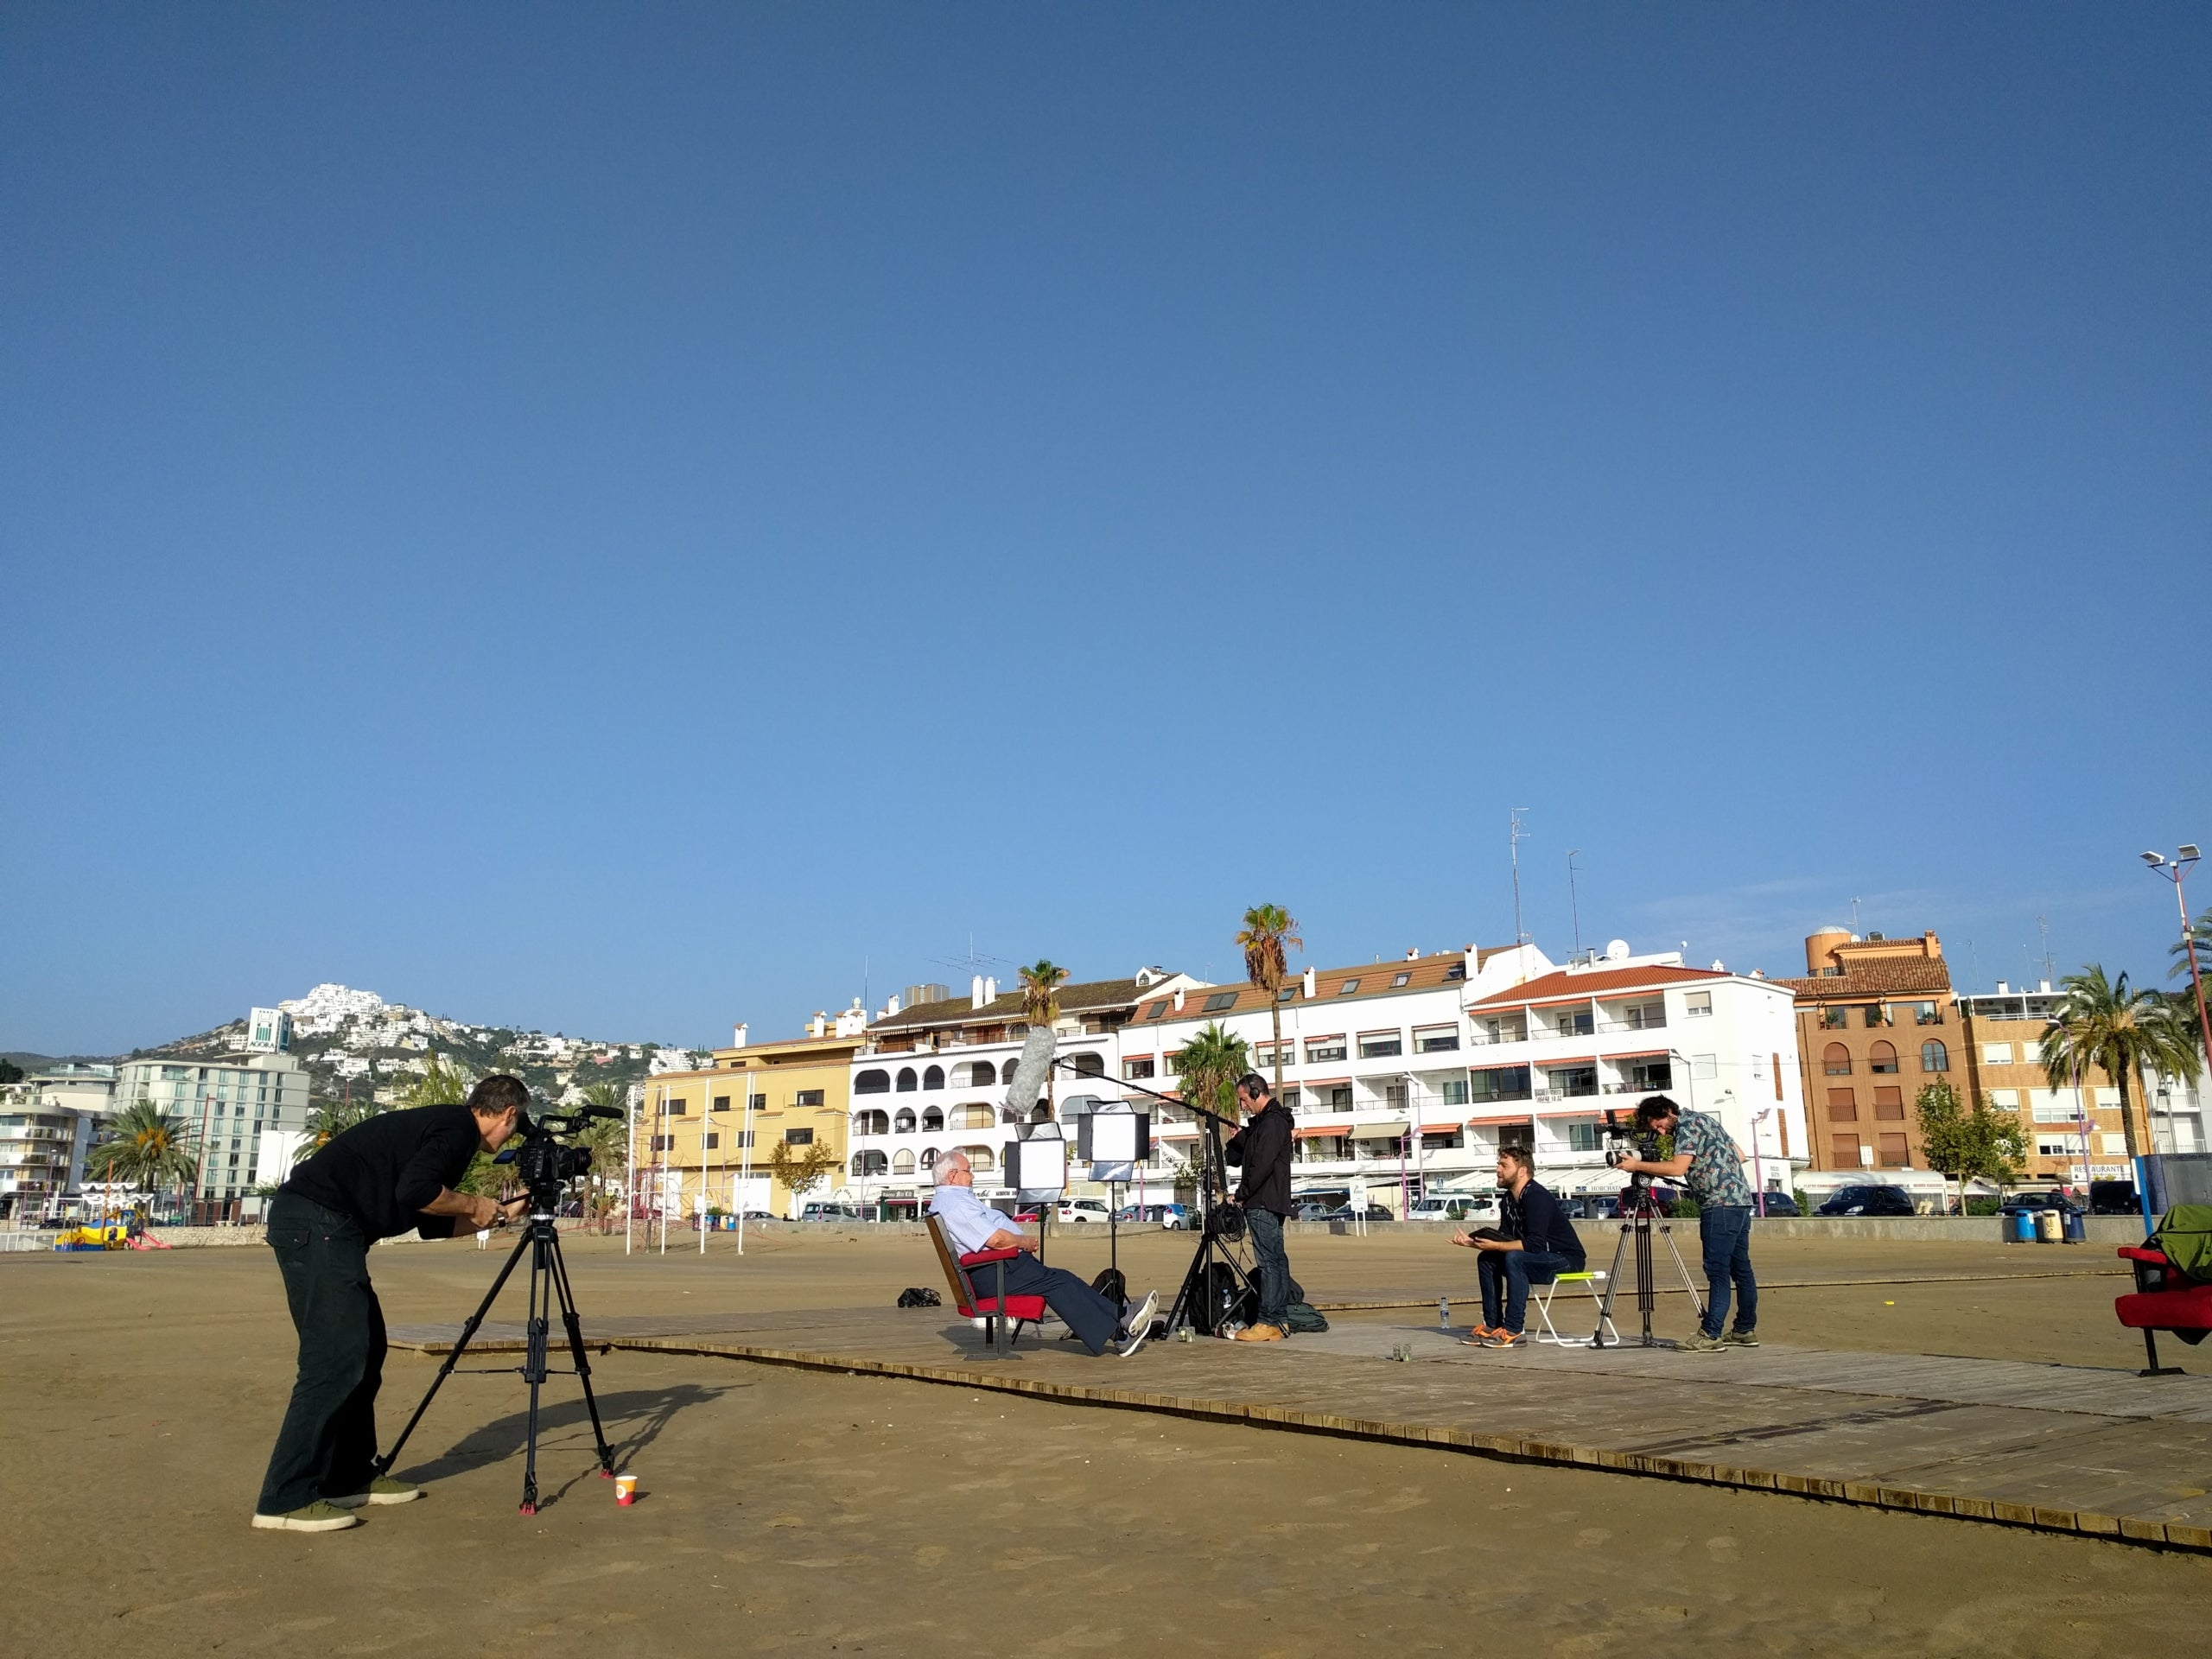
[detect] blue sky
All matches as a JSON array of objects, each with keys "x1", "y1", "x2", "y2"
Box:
[{"x1": 5, "y1": 5, "x2": 2208, "y2": 1056}]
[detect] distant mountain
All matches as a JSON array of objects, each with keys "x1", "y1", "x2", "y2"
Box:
[{"x1": 129, "y1": 983, "x2": 707, "y2": 1109}]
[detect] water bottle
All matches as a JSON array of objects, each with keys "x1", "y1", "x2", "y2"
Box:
[{"x1": 1439, "y1": 1294, "x2": 1450, "y2": 1329}]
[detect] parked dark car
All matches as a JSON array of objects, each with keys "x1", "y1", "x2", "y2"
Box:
[
  {"x1": 2088, "y1": 1180, "x2": 2141, "y2": 1217},
  {"x1": 1588, "y1": 1185, "x2": 1681, "y2": 1220},
  {"x1": 1325, "y1": 1204, "x2": 1396, "y2": 1224},
  {"x1": 1815, "y1": 1185, "x2": 1917, "y2": 1217},
  {"x1": 1997, "y1": 1191, "x2": 2083, "y2": 1217},
  {"x1": 1753, "y1": 1192, "x2": 1801, "y2": 1217}
]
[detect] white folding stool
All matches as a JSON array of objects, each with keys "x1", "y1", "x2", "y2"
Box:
[{"x1": 1530, "y1": 1268, "x2": 1618, "y2": 1347}]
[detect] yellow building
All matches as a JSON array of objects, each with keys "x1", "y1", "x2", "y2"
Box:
[{"x1": 631, "y1": 1028, "x2": 859, "y2": 1219}]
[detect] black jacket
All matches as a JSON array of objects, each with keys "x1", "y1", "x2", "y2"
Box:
[
  {"x1": 282, "y1": 1103, "x2": 482, "y2": 1241},
  {"x1": 1224, "y1": 1098, "x2": 1294, "y2": 1217}
]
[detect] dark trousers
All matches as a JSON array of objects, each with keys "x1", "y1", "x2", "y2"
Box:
[
  {"x1": 1248, "y1": 1206, "x2": 1291, "y2": 1332},
  {"x1": 991, "y1": 1251, "x2": 1125, "y2": 1355},
  {"x1": 1699, "y1": 1205, "x2": 1758, "y2": 1338},
  {"x1": 257, "y1": 1194, "x2": 386, "y2": 1514},
  {"x1": 1477, "y1": 1248, "x2": 1580, "y2": 1334}
]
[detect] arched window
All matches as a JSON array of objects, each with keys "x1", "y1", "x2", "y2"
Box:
[
  {"x1": 852, "y1": 1109, "x2": 889, "y2": 1136},
  {"x1": 1071, "y1": 1052, "x2": 1104, "y2": 1078},
  {"x1": 956, "y1": 1103, "x2": 995, "y2": 1130},
  {"x1": 1869, "y1": 1041, "x2": 1899, "y2": 1075},
  {"x1": 855, "y1": 1069, "x2": 890, "y2": 1095},
  {"x1": 960, "y1": 1060, "x2": 996, "y2": 1088},
  {"x1": 853, "y1": 1150, "x2": 888, "y2": 1177},
  {"x1": 1822, "y1": 1044, "x2": 1853, "y2": 1077},
  {"x1": 896, "y1": 1067, "x2": 918, "y2": 1092},
  {"x1": 1029, "y1": 1102, "x2": 1053, "y2": 1123},
  {"x1": 893, "y1": 1109, "x2": 917, "y2": 1134},
  {"x1": 892, "y1": 1149, "x2": 915, "y2": 1174},
  {"x1": 920, "y1": 1147, "x2": 938, "y2": 1171},
  {"x1": 921, "y1": 1107, "x2": 944, "y2": 1132},
  {"x1": 923, "y1": 1065, "x2": 944, "y2": 1090},
  {"x1": 961, "y1": 1145, "x2": 995, "y2": 1173},
  {"x1": 1920, "y1": 1039, "x2": 1949, "y2": 1073}
]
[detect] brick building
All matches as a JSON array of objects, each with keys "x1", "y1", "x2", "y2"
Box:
[{"x1": 1774, "y1": 929, "x2": 1956, "y2": 1173}]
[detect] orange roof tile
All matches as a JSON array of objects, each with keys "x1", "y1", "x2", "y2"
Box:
[
  {"x1": 1465, "y1": 964, "x2": 1728, "y2": 1009},
  {"x1": 1772, "y1": 958, "x2": 1953, "y2": 999}
]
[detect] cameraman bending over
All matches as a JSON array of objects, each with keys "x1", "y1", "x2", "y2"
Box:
[
  {"x1": 1615, "y1": 1094, "x2": 1758, "y2": 1353},
  {"x1": 1452, "y1": 1146, "x2": 1584, "y2": 1349},
  {"x1": 251, "y1": 1075, "x2": 531, "y2": 1533}
]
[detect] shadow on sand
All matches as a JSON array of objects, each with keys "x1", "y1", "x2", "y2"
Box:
[{"x1": 392, "y1": 1382, "x2": 740, "y2": 1510}]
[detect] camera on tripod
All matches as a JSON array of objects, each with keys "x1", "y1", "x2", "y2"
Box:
[
  {"x1": 1600, "y1": 1109, "x2": 1648, "y2": 1173},
  {"x1": 499, "y1": 1106, "x2": 620, "y2": 1210}
]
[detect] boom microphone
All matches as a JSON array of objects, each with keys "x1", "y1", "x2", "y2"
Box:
[{"x1": 1001, "y1": 1025, "x2": 1058, "y2": 1118}]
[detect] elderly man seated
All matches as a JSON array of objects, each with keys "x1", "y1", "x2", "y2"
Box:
[{"x1": 929, "y1": 1151, "x2": 1157, "y2": 1357}]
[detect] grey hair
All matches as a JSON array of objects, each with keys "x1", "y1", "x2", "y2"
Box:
[{"x1": 936, "y1": 1148, "x2": 970, "y2": 1177}]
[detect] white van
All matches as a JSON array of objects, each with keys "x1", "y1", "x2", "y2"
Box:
[{"x1": 1407, "y1": 1193, "x2": 1501, "y2": 1224}]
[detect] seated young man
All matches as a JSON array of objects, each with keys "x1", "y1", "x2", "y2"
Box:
[
  {"x1": 928, "y1": 1151, "x2": 1157, "y2": 1357},
  {"x1": 1451, "y1": 1146, "x2": 1586, "y2": 1350}
]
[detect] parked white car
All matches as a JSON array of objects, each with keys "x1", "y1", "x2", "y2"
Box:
[
  {"x1": 1052, "y1": 1199, "x2": 1115, "y2": 1224},
  {"x1": 1408, "y1": 1193, "x2": 1501, "y2": 1224}
]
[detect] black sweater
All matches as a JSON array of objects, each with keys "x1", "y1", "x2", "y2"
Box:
[
  {"x1": 1224, "y1": 1099, "x2": 1294, "y2": 1217},
  {"x1": 282, "y1": 1103, "x2": 481, "y2": 1241}
]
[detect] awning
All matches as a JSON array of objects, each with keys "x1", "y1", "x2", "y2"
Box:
[
  {"x1": 1294, "y1": 1126, "x2": 1350, "y2": 1140},
  {"x1": 1299, "y1": 1077, "x2": 1351, "y2": 1090},
  {"x1": 1609, "y1": 1048, "x2": 1671, "y2": 1062},
  {"x1": 1418, "y1": 1121, "x2": 1463, "y2": 1133},
  {"x1": 1464, "y1": 1112, "x2": 1536, "y2": 1126},
  {"x1": 1350, "y1": 1119, "x2": 1409, "y2": 1138},
  {"x1": 1539, "y1": 1056, "x2": 1595, "y2": 1070}
]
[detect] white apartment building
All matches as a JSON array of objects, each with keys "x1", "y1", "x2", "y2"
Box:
[
  {"x1": 840, "y1": 943, "x2": 1808, "y2": 1213},
  {"x1": 113, "y1": 1047, "x2": 313, "y2": 1205},
  {"x1": 0, "y1": 1065, "x2": 116, "y2": 1218},
  {"x1": 840, "y1": 969, "x2": 1201, "y2": 1206}
]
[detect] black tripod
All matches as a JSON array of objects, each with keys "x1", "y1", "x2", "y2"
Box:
[
  {"x1": 1589, "y1": 1177, "x2": 1705, "y2": 1348},
  {"x1": 376, "y1": 1202, "x2": 616, "y2": 1514}
]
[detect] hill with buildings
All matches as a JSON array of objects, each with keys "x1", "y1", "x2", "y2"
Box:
[{"x1": 127, "y1": 983, "x2": 706, "y2": 1109}]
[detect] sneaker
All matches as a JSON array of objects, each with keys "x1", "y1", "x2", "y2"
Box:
[
  {"x1": 1480, "y1": 1329, "x2": 1526, "y2": 1349},
  {"x1": 1676, "y1": 1331, "x2": 1728, "y2": 1353},
  {"x1": 1231, "y1": 1322, "x2": 1286, "y2": 1341},
  {"x1": 326, "y1": 1477, "x2": 423, "y2": 1508},
  {"x1": 251, "y1": 1501, "x2": 360, "y2": 1533},
  {"x1": 1721, "y1": 1328, "x2": 1760, "y2": 1348},
  {"x1": 1459, "y1": 1324, "x2": 1498, "y2": 1345},
  {"x1": 1119, "y1": 1289, "x2": 1159, "y2": 1343}
]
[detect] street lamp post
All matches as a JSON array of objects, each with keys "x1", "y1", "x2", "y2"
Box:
[
  {"x1": 2143, "y1": 846, "x2": 2210, "y2": 1076},
  {"x1": 1751, "y1": 1106, "x2": 1773, "y2": 1217}
]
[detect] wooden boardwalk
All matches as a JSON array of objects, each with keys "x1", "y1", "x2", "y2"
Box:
[{"x1": 389, "y1": 1305, "x2": 2212, "y2": 1553}]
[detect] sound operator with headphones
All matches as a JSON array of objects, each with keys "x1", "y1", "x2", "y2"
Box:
[{"x1": 1224, "y1": 1072, "x2": 1294, "y2": 1341}]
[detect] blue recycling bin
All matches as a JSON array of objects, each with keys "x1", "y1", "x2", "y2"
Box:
[
  {"x1": 2011, "y1": 1210, "x2": 2037, "y2": 1244},
  {"x1": 2061, "y1": 1208, "x2": 2086, "y2": 1244}
]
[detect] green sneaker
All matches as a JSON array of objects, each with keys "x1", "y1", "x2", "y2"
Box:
[
  {"x1": 1675, "y1": 1331, "x2": 1728, "y2": 1353},
  {"x1": 1721, "y1": 1328, "x2": 1760, "y2": 1348},
  {"x1": 251, "y1": 1500, "x2": 360, "y2": 1533},
  {"x1": 327, "y1": 1476, "x2": 423, "y2": 1508}
]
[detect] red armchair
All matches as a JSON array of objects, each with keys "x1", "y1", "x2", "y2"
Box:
[
  {"x1": 926, "y1": 1215, "x2": 1046, "y2": 1356},
  {"x1": 2114, "y1": 1244, "x2": 2212, "y2": 1376}
]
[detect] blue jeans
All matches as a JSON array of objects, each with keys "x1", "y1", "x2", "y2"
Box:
[
  {"x1": 1477, "y1": 1248, "x2": 1580, "y2": 1335},
  {"x1": 1247, "y1": 1207, "x2": 1291, "y2": 1332},
  {"x1": 1699, "y1": 1205, "x2": 1757, "y2": 1338}
]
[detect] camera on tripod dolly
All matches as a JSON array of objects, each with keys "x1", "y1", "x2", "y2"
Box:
[{"x1": 1599, "y1": 1109, "x2": 1647, "y2": 1171}]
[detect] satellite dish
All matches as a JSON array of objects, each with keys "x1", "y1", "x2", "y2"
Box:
[{"x1": 1604, "y1": 939, "x2": 1630, "y2": 962}]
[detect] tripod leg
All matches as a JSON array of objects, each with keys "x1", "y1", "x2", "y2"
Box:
[
  {"x1": 376, "y1": 1224, "x2": 532, "y2": 1478},
  {"x1": 546, "y1": 1230, "x2": 616, "y2": 1476},
  {"x1": 520, "y1": 1229, "x2": 550, "y2": 1515},
  {"x1": 1656, "y1": 1222, "x2": 1707, "y2": 1324},
  {"x1": 1165, "y1": 1225, "x2": 1213, "y2": 1334},
  {"x1": 1589, "y1": 1222, "x2": 1634, "y2": 1346}
]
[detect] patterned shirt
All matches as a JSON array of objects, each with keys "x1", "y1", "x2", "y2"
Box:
[{"x1": 1671, "y1": 1109, "x2": 1756, "y2": 1208}]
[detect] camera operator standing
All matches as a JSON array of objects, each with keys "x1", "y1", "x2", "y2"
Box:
[
  {"x1": 1615, "y1": 1094, "x2": 1758, "y2": 1353},
  {"x1": 251, "y1": 1075, "x2": 532, "y2": 1533},
  {"x1": 1224, "y1": 1073, "x2": 1294, "y2": 1342}
]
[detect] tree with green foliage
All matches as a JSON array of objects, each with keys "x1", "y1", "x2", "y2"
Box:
[
  {"x1": 2039, "y1": 966, "x2": 2202, "y2": 1163},
  {"x1": 766, "y1": 1136, "x2": 842, "y2": 1207},
  {"x1": 87, "y1": 1096, "x2": 200, "y2": 1218},
  {"x1": 1018, "y1": 960, "x2": 1070, "y2": 1114},
  {"x1": 1173, "y1": 1021, "x2": 1252, "y2": 1125},
  {"x1": 0, "y1": 1058, "x2": 22, "y2": 1085},
  {"x1": 1236, "y1": 905, "x2": 1302, "y2": 1095},
  {"x1": 1916, "y1": 1081, "x2": 2026, "y2": 1212},
  {"x1": 576, "y1": 1081, "x2": 632, "y2": 1217},
  {"x1": 293, "y1": 1096, "x2": 380, "y2": 1163}
]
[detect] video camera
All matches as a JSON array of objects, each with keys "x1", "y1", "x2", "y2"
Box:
[
  {"x1": 498, "y1": 1105, "x2": 622, "y2": 1207},
  {"x1": 1600, "y1": 1108, "x2": 1647, "y2": 1172}
]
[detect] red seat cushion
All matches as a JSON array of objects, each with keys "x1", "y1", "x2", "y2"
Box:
[
  {"x1": 2119, "y1": 1246, "x2": 2171, "y2": 1265},
  {"x1": 971, "y1": 1294, "x2": 1048, "y2": 1319},
  {"x1": 2116, "y1": 1286, "x2": 2212, "y2": 1332}
]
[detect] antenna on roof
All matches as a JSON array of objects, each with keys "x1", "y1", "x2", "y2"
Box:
[
  {"x1": 2037, "y1": 915, "x2": 2054, "y2": 984},
  {"x1": 1567, "y1": 849, "x2": 1583, "y2": 956},
  {"x1": 1510, "y1": 809, "x2": 1530, "y2": 947}
]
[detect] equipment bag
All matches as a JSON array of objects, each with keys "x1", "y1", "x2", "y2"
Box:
[
  {"x1": 895, "y1": 1287, "x2": 943, "y2": 1309},
  {"x1": 1282, "y1": 1300, "x2": 1330, "y2": 1334},
  {"x1": 2153, "y1": 1205, "x2": 2212, "y2": 1283},
  {"x1": 1090, "y1": 1267, "x2": 1128, "y2": 1312}
]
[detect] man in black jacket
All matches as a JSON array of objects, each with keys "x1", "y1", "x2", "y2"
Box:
[
  {"x1": 1224, "y1": 1072, "x2": 1294, "y2": 1341},
  {"x1": 1452, "y1": 1145, "x2": 1586, "y2": 1350},
  {"x1": 251, "y1": 1074, "x2": 531, "y2": 1533}
]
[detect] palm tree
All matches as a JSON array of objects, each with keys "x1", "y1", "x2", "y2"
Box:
[
  {"x1": 1236, "y1": 905, "x2": 1303, "y2": 1094},
  {"x1": 1019, "y1": 960, "x2": 1070, "y2": 1115},
  {"x1": 392, "y1": 1048, "x2": 474, "y2": 1109},
  {"x1": 293, "y1": 1095, "x2": 380, "y2": 1163},
  {"x1": 89, "y1": 1096, "x2": 200, "y2": 1223},
  {"x1": 2039, "y1": 966, "x2": 2204, "y2": 1165},
  {"x1": 577, "y1": 1081, "x2": 631, "y2": 1221},
  {"x1": 1173, "y1": 1021, "x2": 1252, "y2": 1125}
]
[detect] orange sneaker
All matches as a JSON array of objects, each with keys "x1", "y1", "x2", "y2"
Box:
[
  {"x1": 1459, "y1": 1324, "x2": 1497, "y2": 1345},
  {"x1": 1480, "y1": 1329, "x2": 1527, "y2": 1349}
]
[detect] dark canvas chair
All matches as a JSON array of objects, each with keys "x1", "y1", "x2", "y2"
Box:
[{"x1": 926, "y1": 1214, "x2": 1046, "y2": 1356}]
